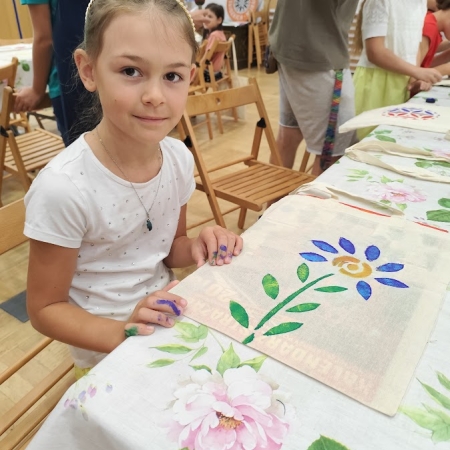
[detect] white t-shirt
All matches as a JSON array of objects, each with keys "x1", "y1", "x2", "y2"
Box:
[
  {"x1": 24, "y1": 134, "x2": 195, "y2": 368},
  {"x1": 357, "y1": 0, "x2": 427, "y2": 68}
]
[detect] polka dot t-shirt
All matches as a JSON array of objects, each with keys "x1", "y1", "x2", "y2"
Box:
[{"x1": 24, "y1": 134, "x2": 195, "y2": 368}]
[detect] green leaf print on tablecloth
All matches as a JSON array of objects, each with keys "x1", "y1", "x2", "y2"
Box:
[
  {"x1": 307, "y1": 435, "x2": 351, "y2": 450},
  {"x1": 426, "y1": 198, "x2": 450, "y2": 223},
  {"x1": 401, "y1": 371, "x2": 450, "y2": 443},
  {"x1": 365, "y1": 129, "x2": 397, "y2": 143}
]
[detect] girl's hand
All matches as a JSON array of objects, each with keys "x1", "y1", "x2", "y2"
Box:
[
  {"x1": 124, "y1": 280, "x2": 186, "y2": 337},
  {"x1": 412, "y1": 67, "x2": 442, "y2": 85},
  {"x1": 191, "y1": 225, "x2": 243, "y2": 268}
]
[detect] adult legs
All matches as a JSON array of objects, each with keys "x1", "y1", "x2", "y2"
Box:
[{"x1": 270, "y1": 125, "x2": 303, "y2": 169}]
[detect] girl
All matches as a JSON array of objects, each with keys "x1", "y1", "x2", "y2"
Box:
[
  {"x1": 353, "y1": 0, "x2": 442, "y2": 138},
  {"x1": 420, "y1": 0, "x2": 450, "y2": 74},
  {"x1": 24, "y1": 0, "x2": 243, "y2": 378},
  {"x1": 202, "y1": 3, "x2": 226, "y2": 80}
]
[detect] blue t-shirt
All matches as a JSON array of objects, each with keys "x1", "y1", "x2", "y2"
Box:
[{"x1": 21, "y1": 0, "x2": 60, "y2": 99}]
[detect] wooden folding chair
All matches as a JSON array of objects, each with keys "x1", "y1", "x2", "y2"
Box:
[
  {"x1": 0, "y1": 86, "x2": 65, "y2": 206},
  {"x1": 247, "y1": 5, "x2": 270, "y2": 68},
  {"x1": 0, "y1": 199, "x2": 75, "y2": 450},
  {"x1": 200, "y1": 35, "x2": 238, "y2": 133},
  {"x1": 0, "y1": 58, "x2": 31, "y2": 133},
  {"x1": 180, "y1": 78, "x2": 316, "y2": 229}
]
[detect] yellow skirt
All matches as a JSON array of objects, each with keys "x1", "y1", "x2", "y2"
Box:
[{"x1": 353, "y1": 66, "x2": 410, "y2": 139}]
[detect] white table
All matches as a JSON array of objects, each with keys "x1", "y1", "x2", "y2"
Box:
[
  {"x1": 0, "y1": 43, "x2": 33, "y2": 89},
  {"x1": 27, "y1": 87, "x2": 450, "y2": 450}
]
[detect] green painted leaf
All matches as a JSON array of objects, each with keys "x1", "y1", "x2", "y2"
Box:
[
  {"x1": 435, "y1": 161, "x2": 450, "y2": 168},
  {"x1": 307, "y1": 435, "x2": 351, "y2": 450},
  {"x1": 334, "y1": 159, "x2": 341, "y2": 164},
  {"x1": 216, "y1": 344, "x2": 240, "y2": 375},
  {"x1": 238, "y1": 355, "x2": 267, "y2": 372},
  {"x1": 420, "y1": 381, "x2": 450, "y2": 410},
  {"x1": 438, "y1": 372, "x2": 450, "y2": 391},
  {"x1": 438, "y1": 198, "x2": 450, "y2": 209},
  {"x1": 400, "y1": 406, "x2": 442, "y2": 431},
  {"x1": 262, "y1": 274, "x2": 279, "y2": 299},
  {"x1": 422, "y1": 405, "x2": 450, "y2": 442},
  {"x1": 174, "y1": 322, "x2": 208, "y2": 343},
  {"x1": 380, "y1": 175, "x2": 393, "y2": 184},
  {"x1": 397, "y1": 203, "x2": 407, "y2": 212},
  {"x1": 151, "y1": 344, "x2": 193, "y2": 354},
  {"x1": 426, "y1": 209, "x2": 450, "y2": 223},
  {"x1": 263, "y1": 322, "x2": 303, "y2": 336},
  {"x1": 315, "y1": 286, "x2": 348, "y2": 293},
  {"x1": 297, "y1": 263, "x2": 309, "y2": 283},
  {"x1": 147, "y1": 359, "x2": 175, "y2": 368},
  {"x1": 242, "y1": 333, "x2": 255, "y2": 345},
  {"x1": 376, "y1": 134, "x2": 396, "y2": 143},
  {"x1": 348, "y1": 169, "x2": 369, "y2": 175},
  {"x1": 415, "y1": 160, "x2": 433, "y2": 169},
  {"x1": 286, "y1": 303, "x2": 320, "y2": 313},
  {"x1": 21, "y1": 62, "x2": 30, "y2": 71},
  {"x1": 189, "y1": 364, "x2": 212, "y2": 373},
  {"x1": 374, "y1": 129, "x2": 393, "y2": 135},
  {"x1": 190, "y1": 346, "x2": 208, "y2": 362},
  {"x1": 379, "y1": 200, "x2": 391, "y2": 205},
  {"x1": 230, "y1": 301, "x2": 249, "y2": 328},
  {"x1": 423, "y1": 404, "x2": 450, "y2": 424}
]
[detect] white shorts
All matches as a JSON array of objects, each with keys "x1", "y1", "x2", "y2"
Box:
[{"x1": 278, "y1": 64, "x2": 356, "y2": 156}]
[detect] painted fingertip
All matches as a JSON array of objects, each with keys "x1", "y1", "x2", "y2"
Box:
[
  {"x1": 219, "y1": 245, "x2": 227, "y2": 252},
  {"x1": 157, "y1": 299, "x2": 182, "y2": 316},
  {"x1": 165, "y1": 316, "x2": 174, "y2": 326},
  {"x1": 124, "y1": 326, "x2": 139, "y2": 338},
  {"x1": 209, "y1": 258, "x2": 216, "y2": 266}
]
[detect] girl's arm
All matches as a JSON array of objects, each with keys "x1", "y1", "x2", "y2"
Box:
[
  {"x1": 431, "y1": 47, "x2": 450, "y2": 67},
  {"x1": 27, "y1": 240, "x2": 186, "y2": 350},
  {"x1": 365, "y1": 37, "x2": 442, "y2": 83},
  {"x1": 164, "y1": 205, "x2": 243, "y2": 268},
  {"x1": 27, "y1": 240, "x2": 127, "y2": 352},
  {"x1": 14, "y1": 4, "x2": 53, "y2": 112}
]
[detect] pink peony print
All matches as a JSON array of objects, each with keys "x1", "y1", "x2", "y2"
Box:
[
  {"x1": 166, "y1": 366, "x2": 291, "y2": 450},
  {"x1": 367, "y1": 181, "x2": 426, "y2": 204},
  {"x1": 430, "y1": 148, "x2": 450, "y2": 160}
]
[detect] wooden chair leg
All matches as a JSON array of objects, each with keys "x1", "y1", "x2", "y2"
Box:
[
  {"x1": 299, "y1": 148, "x2": 309, "y2": 173},
  {"x1": 215, "y1": 110, "x2": 224, "y2": 134},
  {"x1": 205, "y1": 113, "x2": 214, "y2": 140},
  {"x1": 7, "y1": 133, "x2": 32, "y2": 192},
  {"x1": 238, "y1": 207, "x2": 247, "y2": 229}
]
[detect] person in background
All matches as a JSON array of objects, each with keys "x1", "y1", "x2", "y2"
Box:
[
  {"x1": 268, "y1": 0, "x2": 359, "y2": 176},
  {"x1": 24, "y1": 0, "x2": 243, "y2": 379},
  {"x1": 202, "y1": 3, "x2": 226, "y2": 81},
  {"x1": 428, "y1": 0, "x2": 438, "y2": 10},
  {"x1": 353, "y1": 0, "x2": 442, "y2": 139},
  {"x1": 420, "y1": 0, "x2": 450, "y2": 74},
  {"x1": 14, "y1": 0, "x2": 67, "y2": 139}
]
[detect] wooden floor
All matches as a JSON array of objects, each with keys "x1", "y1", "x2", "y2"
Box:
[{"x1": 0, "y1": 68, "x2": 310, "y2": 417}]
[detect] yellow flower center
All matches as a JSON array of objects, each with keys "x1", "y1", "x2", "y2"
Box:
[
  {"x1": 332, "y1": 256, "x2": 372, "y2": 279},
  {"x1": 217, "y1": 413, "x2": 242, "y2": 429}
]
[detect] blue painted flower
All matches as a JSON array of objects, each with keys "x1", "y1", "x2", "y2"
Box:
[{"x1": 300, "y1": 237, "x2": 408, "y2": 300}]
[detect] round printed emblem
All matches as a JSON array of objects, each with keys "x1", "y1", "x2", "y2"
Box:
[{"x1": 227, "y1": 0, "x2": 258, "y2": 22}]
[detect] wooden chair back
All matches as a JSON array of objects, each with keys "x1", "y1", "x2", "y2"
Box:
[
  {"x1": 0, "y1": 199, "x2": 75, "y2": 449},
  {"x1": 0, "y1": 86, "x2": 65, "y2": 206},
  {"x1": 180, "y1": 77, "x2": 316, "y2": 229}
]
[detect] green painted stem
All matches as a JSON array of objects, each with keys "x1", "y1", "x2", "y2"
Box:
[{"x1": 253, "y1": 273, "x2": 334, "y2": 331}]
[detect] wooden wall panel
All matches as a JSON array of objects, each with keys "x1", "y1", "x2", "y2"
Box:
[{"x1": 0, "y1": 0, "x2": 33, "y2": 40}]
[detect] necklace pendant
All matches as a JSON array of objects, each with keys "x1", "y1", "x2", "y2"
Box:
[{"x1": 146, "y1": 219, "x2": 153, "y2": 231}]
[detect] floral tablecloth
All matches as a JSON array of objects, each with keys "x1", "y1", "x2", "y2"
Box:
[{"x1": 27, "y1": 87, "x2": 450, "y2": 450}]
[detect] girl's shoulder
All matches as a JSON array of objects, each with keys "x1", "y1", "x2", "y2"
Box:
[
  {"x1": 209, "y1": 30, "x2": 227, "y2": 42},
  {"x1": 160, "y1": 136, "x2": 194, "y2": 167}
]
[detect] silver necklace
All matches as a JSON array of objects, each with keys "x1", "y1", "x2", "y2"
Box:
[{"x1": 96, "y1": 128, "x2": 163, "y2": 231}]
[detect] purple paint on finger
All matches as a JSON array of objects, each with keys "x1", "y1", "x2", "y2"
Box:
[
  {"x1": 220, "y1": 245, "x2": 227, "y2": 251},
  {"x1": 157, "y1": 299, "x2": 181, "y2": 316}
]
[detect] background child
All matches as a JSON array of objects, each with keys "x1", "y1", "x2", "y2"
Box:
[
  {"x1": 353, "y1": 0, "x2": 442, "y2": 138},
  {"x1": 420, "y1": 0, "x2": 450, "y2": 74},
  {"x1": 202, "y1": 3, "x2": 226, "y2": 81},
  {"x1": 24, "y1": 0, "x2": 243, "y2": 378},
  {"x1": 13, "y1": 0, "x2": 67, "y2": 140}
]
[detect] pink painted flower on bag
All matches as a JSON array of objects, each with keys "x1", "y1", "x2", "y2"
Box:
[
  {"x1": 367, "y1": 181, "x2": 426, "y2": 204},
  {"x1": 430, "y1": 148, "x2": 450, "y2": 159},
  {"x1": 167, "y1": 366, "x2": 291, "y2": 450}
]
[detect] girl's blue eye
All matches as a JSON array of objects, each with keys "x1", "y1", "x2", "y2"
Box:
[
  {"x1": 165, "y1": 72, "x2": 182, "y2": 83},
  {"x1": 123, "y1": 67, "x2": 140, "y2": 77}
]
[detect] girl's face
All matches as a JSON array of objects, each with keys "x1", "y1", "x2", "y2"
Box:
[
  {"x1": 203, "y1": 9, "x2": 223, "y2": 30},
  {"x1": 77, "y1": 12, "x2": 195, "y2": 149}
]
